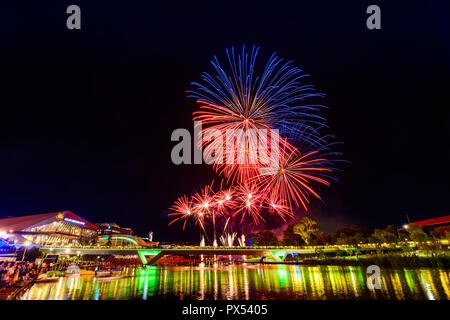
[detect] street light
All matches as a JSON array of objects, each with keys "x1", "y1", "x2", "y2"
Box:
[
  {"x1": 403, "y1": 224, "x2": 409, "y2": 229},
  {"x1": 21, "y1": 241, "x2": 31, "y2": 261}
]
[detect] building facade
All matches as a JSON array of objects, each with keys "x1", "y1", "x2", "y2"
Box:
[
  {"x1": 0, "y1": 211, "x2": 98, "y2": 246},
  {"x1": 95, "y1": 222, "x2": 133, "y2": 235}
]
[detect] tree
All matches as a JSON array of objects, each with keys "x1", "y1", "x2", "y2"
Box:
[
  {"x1": 445, "y1": 231, "x2": 450, "y2": 240},
  {"x1": 372, "y1": 228, "x2": 396, "y2": 244},
  {"x1": 332, "y1": 225, "x2": 372, "y2": 245},
  {"x1": 259, "y1": 230, "x2": 279, "y2": 246},
  {"x1": 406, "y1": 224, "x2": 428, "y2": 243},
  {"x1": 281, "y1": 225, "x2": 302, "y2": 246},
  {"x1": 17, "y1": 247, "x2": 42, "y2": 262},
  {"x1": 247, "y1": 233, "x2": 263, "y2": 246},
  {"x1": 247, "y1": 231, "x2": 279, "y2": 246},
  {"x1": 293, "y1": 217, "x2": 319, "y2": 245},
  {"x1": 336, "y1": 234, "x2": 350, "y2": 245},
  {"x1": 311, "y1": 231, "x2": 331, "y2": 245},
  {"x1": 348, "y1": 232, "x2": 367, "y2": 246},
  {"x1": 385, "y1": 225, "x2": 398, "y2": 236}
]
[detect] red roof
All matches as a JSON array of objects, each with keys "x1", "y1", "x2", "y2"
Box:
[
  {"x1": 0, "y1": 211, "x2": 98, "y2": 231},
  {"x1": 407, "y1": 215, "x2": 450, "y2": 227}
]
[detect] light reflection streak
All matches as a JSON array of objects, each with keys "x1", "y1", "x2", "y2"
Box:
[
  {"x1": 439, "y1": 270, "x2": 450, "y2": 298},
  {"x1": 20, "y1": 265, "x2": 450, "y2": 300},
  {"x1": 214, "y1": 263, "x2": 218, "y2": 300},
  {"x1": 243, "y1": 267, "x2": 249, "y2": 300}
]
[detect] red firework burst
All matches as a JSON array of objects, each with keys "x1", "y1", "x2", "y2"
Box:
[
  {"x1": 168, "y1": 195, "x2": 194, "y2": 230},
  {"x1": 259, "y1": 142, "x2": 332, "y2": 210},
  {"x1": 233, "y1": 183, "x2": 265, "y2": 224}
]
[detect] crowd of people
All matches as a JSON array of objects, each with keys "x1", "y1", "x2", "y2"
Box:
[
  {"x1": 0, "y1": 261, "x2": 42, "y2": 292},
  {"x1": 0, "y1": 257, "x2": 148, "y2": 297},
  {"x1": 0, "y1": 260, "x2": 76, "y2": 294}
]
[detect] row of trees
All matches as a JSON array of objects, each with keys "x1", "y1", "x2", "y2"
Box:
[{"x1": 247, "y1": 217, "x2": 449, "y2": 247}]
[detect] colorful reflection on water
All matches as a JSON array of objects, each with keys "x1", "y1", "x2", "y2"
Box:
[{"x1": 21, "y1": 264, "x2": 450, "y2": 300}]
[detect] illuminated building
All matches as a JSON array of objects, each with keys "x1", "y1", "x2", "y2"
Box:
[
  {"x1": 0, "y1": 237, "x2": 16, "y2": 257},
  {"x1": 94, "y1": 223, "x2": 160, "y2": 247},
  {"x1": 0, "y1": 211, "x2": 98, "y2": 246},
  {"x1": 97, "y1": 234, "x2": 151, "y2": 247},
  {"x1": 95, "y1": 222, "x2": 133, "y2": 235}
]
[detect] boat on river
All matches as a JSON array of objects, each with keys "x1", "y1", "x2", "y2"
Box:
[
  {"x1": 95, "y1": 270, "x2": 122, "y2": 277},
  {"x1": 35, "y1": 272, "x2": 62, "y2": 282},
  {"x1": 95, "y1": 276, "x2": 122, "y2": 282},
  {"x1": 80, "y1": 270, "x2": 95, "y2": 276}
]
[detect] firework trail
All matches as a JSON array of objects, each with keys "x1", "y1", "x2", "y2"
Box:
[
  {"x1": 189, "y1": 45, "x2": 325, "y2": 183},
  {"x1": 238, "y1": 234, "x2": 246, "y2": 247},
  {"x1": 191, "y1": 184, "x2": 215, "y2": 236},
  {"x1": 259, "y1": 146, "x2": 332, "y2": 210},
  {"x1": 169, "y1": 45, "x2": 341, "y2": 243},
  {"x1": 233, "y1": 183, "x2": 265, "y2": 224},
  {"x1": 188, "y1": 45, "x2": 326, "y2": 134},
  {"x1": 219, "y1": 232, "x2": 237, "y2": 247},
  {"x1": 168, "y1": 195, "x2": 193, "y2": 230}
]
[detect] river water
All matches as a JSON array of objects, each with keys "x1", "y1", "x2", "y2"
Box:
[{"x1": 20, "y1": 264, "x2": 450, "y2": 300}]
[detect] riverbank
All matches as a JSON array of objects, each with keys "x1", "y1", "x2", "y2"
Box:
[{"x1": 255, "y1": 254, "x2": 450, "y2": 268}]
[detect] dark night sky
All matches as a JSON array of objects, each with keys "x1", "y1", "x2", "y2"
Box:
[{"x1": 0, "y1": 1, "x2": 449, "y2": 241}]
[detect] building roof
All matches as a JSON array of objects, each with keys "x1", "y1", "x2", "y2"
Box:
[
  {"x1": 95, "y1": 222, "x2": 131, "y2": 229},
  {"x1": 0, "y1": 211, "x2": 98, "y2": 232},
  {"x1": 98, "y1": 234, "x2": 149, "y2": 246},
  {"x1": 96, "y1": 222, "x2": 121, "y2": 227},
  {"x1": 95, "y1": 222, "x2": 133, "y2": 234},
  {"x1": 401, "y1": 215, "x2": 450, "y2": 229}
]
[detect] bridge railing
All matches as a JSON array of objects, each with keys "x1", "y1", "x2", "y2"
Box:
[
  {"x1": 41, "y1": 245, "x2": 149, "y2": 250},
  {"x1": 39, "y1": 240, "x2": 446, "y2": 251},
  {"x1": 39, "y1": 244, "x2": 377, "y2": 250}
]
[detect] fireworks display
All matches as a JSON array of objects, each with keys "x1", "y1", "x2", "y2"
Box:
[{"x1": 170, "y1": 45, "x2": 340, "y2": 244}]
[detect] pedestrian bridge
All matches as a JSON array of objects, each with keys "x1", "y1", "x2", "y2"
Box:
[{"x1": 40, "y1": 246, "x2": 379, "y2": 265}]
